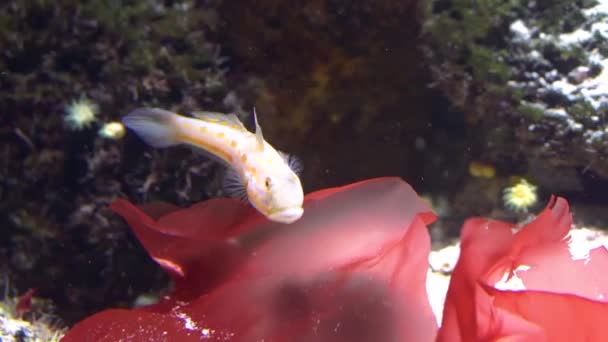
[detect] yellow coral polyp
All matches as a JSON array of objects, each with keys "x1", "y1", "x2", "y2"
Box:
[
  {"x1": 468, "y1": 161, "x2": 496, "y2": 178},
  {"x1": 64, "y1": 98, "x2": 98, "y2": 130},
  {"x1": 503, "y1": 178, "x2": 538, "y2": 213},
  {"x1": 98, "y1": 122, "x2": 126, "y2": 139}
]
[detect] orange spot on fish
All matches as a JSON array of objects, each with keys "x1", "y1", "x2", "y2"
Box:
[
  {"x1": 217, "y1": 132, "x2": 225, "y2": 139},
  {"x1": 230, "y1": 140, "x2": 237, "y2": 148},
  {"x1": 241, "y1": 154, "x2": 247, "y2": 163}
]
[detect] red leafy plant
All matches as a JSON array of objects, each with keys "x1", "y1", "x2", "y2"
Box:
[
  {"x1": 62, "y1": 178, "x2": 608, "y2": 342},
  {"x1": 439, "y1": 197, "x2": 608, "y2": 341},
  {"x1": 63, "y1": 177, "x2": 438, "y2": 341}
]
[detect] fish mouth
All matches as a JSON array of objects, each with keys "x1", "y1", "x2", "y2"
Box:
[{"x1": 267, "y1": 207, "x2": 304, "y2": 224}]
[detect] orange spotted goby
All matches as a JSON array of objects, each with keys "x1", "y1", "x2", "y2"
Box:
[{"x1": 122, "y1": 108, "x2": 304, "y2": 224}]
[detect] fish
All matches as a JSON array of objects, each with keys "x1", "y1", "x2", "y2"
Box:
[{"x1": 122, "y1": 107, "x2": 304, "y2": 224}]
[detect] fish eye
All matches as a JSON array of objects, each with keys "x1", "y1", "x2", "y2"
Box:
[{"x1": 265, "y1": 177, "x2": 272, "y2": 189}]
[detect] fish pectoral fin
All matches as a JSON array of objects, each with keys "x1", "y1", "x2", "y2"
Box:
[
  {"x1": 278, "y1": 150, "x2": 303, "y2": 176},
  {"x1": 253, "y1": 107, "x2": 265, "y2": 151},
  {"x1": 222, "y1": 166, "x2": 248, "y2": 201},
  {"x1": 190, "y1": 111, "x2": 246, "y2": 130}
]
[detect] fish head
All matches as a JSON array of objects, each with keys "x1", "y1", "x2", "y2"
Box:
[{"x1": 247, "y1": 167, "x2": 304, "y2": 224}]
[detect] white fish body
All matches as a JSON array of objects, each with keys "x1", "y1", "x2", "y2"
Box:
[{"x1": 122, "y1": 108, "x2": 304, "y2": 224}]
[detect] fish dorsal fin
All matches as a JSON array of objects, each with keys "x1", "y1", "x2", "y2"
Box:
[
  {"x1": 278, "y1": 151, "x2": 303, "y2": 176},
  {"x1": 253, "y1": 107, "x2": 265, "y2": 151},
  {"x1": 190, "y1": 111, "x2": 246, "y2": 131}
]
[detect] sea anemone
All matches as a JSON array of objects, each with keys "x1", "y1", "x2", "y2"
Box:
[
  {"x1": 64, "y1": 98, "x2": 98, "y2": 130},
  {"x1": 502, "y1": 178, "x2": 538, "y2": 213}
]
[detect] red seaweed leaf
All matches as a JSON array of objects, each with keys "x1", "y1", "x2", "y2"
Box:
[
  {"x1": 439, "y1": 197, "x2": 608, "y2": 342},
  {"x1": 62, "y1": 177, "x2": 438, "y2": 342}
]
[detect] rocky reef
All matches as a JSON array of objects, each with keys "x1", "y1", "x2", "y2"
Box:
[
  {"x1": 215, "y1": 0, "x2": 434, "y2": 192},
  {"x1": 422, "y1": 0, "x2": 608, "y2": 198},
  {"x1": 0, "y1": 0, "x2": 234, "y2": 327}
]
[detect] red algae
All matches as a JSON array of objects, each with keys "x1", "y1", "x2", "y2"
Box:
[
  {"x1": 64, "y1": 180, "x2": 608, "y2": 342},
  {"x1": 439, "y1": 197, "x2": 608, "y2": 341},
  {"x1": 63, "y1": 177, "x2": 438, "y2": 342}
]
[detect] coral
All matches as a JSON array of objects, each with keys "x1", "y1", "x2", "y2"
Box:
[
  {"x1": 98, "y1": 121, "x2": 125, "y2": 140},
  {"x1": 468, "y1": 161, "x2": 496, "y2": 179},
  {"x1": 0, "y1": 283, "x2": 66, "y2": 342}
]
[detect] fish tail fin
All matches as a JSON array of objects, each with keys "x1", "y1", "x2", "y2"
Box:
[{"x1": 122, "y1": 108, "x2": 182, "y2": 148}]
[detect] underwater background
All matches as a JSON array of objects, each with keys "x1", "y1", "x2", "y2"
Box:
[{"x1": 1, "y1": 0, "x2": 608, "y2": 340}]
